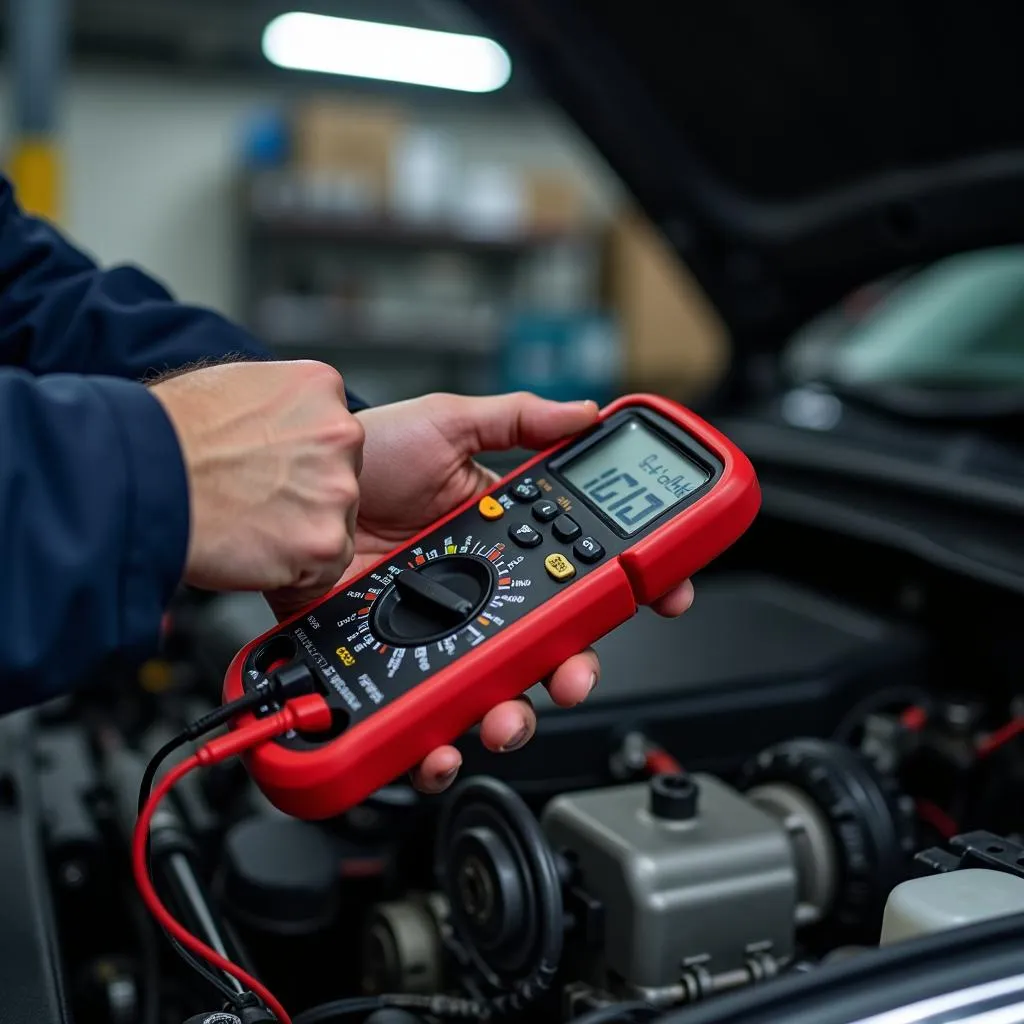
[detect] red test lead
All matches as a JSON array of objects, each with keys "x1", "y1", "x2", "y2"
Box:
[{"x1": 133, "y1": 694, "x2": 332, "y2": 1024}]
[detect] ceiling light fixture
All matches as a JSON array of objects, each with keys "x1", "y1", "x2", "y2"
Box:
[{"x1": 262, "y1": 12, "x2": 512, "y2": 93}]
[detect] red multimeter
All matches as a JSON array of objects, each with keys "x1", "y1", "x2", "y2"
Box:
[{"x1": 224, "y1": 394, "x2": 760, "y2": 819}]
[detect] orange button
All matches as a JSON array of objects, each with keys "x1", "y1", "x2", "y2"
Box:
[{"x1": 478, "y1": 496, "x2": 505, "y2": 521}]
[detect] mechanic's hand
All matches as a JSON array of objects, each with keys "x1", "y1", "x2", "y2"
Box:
[
  {"x1": 151, "y1": 360, "x2": 363, "y2": 615},
  {"x1": 351, "y1": 392, "x2": 695, "y2": 794}
]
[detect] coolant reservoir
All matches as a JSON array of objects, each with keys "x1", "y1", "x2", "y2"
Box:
[{"x1": 880, "y1": 869, "x2": 1024, "y2": 945}]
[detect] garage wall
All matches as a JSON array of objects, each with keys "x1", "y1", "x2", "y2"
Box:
[{"x1": 0, "y1": 68, "x2": 624, "y2": 320}]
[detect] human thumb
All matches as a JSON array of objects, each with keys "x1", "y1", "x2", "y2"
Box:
[{"x1": 450, "y1": 392, "x2": 600, "y2": 453}]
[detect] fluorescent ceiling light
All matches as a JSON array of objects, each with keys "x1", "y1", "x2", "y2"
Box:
[{"x1": 262, "y1": 12, "x2": 512, "y2": 93}]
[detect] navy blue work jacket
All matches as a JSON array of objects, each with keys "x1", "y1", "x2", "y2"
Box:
[{"x1": 0, "y1": 176, "x2": 364, "y2": 711}]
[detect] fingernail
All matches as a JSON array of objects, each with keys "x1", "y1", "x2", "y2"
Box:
[
  {"x1": 501, "y1": 726, "x2": 530, "y2": 752},
  {"x1": 574, "y1": 672, "x2": 598, "y2": 707},
  {"x1": 436, "y1": 764, "x2": 460, "y2": 787}
]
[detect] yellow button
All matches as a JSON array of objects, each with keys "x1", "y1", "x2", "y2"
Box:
[
  {"x1": 544, "y1": 552, "x2": 576, "y2": 582},
  {"x1": 478, "y1": 496, "x2": 505, "y2": 520}
]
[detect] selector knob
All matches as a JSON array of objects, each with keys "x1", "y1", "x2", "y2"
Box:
[{"x1": 371, "y1": 557, "x2": 496, "y2": 647}]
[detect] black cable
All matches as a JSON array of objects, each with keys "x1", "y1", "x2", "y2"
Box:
[
  {"x1": 123, "y1": 883, "x2": 162, "y2": 1024},
  {"x1": 137, "y1": 693, "x2": 257, "y2": 814},
  {"x1": 130, "y1": 864, "x2": 241, "y2": 1015},
  {"x1": 171, "y1": 936, "x2": 247, "y2": 1009},
  {"x1": 138, "y1": 731, "x2": 189, "y2": 815},
  {"x1": 137, "y1": 662, "x2": 318, "y2": 812}
]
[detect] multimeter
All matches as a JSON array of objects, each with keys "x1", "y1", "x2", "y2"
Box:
[{"x1": 224, "y1": 394, "x2": 760, "y2": 819}]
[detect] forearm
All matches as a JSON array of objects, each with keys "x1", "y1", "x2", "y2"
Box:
[{"x1": 0, "y1": 368, "x2": 188, "y2": 710}]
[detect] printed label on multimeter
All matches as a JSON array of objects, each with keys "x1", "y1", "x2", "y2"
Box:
[{"x1": 226, "y1": 395, "x2": 760, "y2": 819}]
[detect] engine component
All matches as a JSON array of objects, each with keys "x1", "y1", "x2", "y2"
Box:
[
  {"x1": 217, "y1": 817, "x2": 340, "y2": 936},
  {"x1": 880, "y1": 869, "x2": 1024, "y2": 945},
  {"x1": 373, "y1": 744, "x2": 916, "y2": 1013},
  {"x1": 541, "y1": 771, "x2": 798, "y2": 992},
  {"x1": 363, "y1": 894, "x2": 448, "y2": 995},
  {"x1": 434, "y1": 776, "x2": 565, "y2": 1004},
  {"x1": 35, "y1": 727, "x2": 103, "y2": 891},
  {"x1": 654, "y1": 912, "x2": 1024, "y2": 1024},
  {"x1": 915, "y1": 829, "x2": 1024, "y2": 878},
  {"x1": 738, "y1": 738, "x2": 916, "y2": 935},
  {"x1": 647, "y1": 773, "x2": 699, "y2": 819}
]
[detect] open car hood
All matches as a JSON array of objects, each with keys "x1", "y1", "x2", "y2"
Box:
[{"x1": 465, "y1": 0, "x2": 1024, "y2": 352}]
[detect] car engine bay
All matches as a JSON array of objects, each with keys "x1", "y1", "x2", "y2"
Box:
[
  {"x1": 0, "y1": 0, "x2": 1020, "y2": 1018},
  {"x1": 8, "y1": 490, "x2": 1023, "y2": 1024}
]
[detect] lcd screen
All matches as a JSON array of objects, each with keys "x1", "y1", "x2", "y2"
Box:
[{"x1": 561, "y1": 419, "x2": 710, "y2": 534}]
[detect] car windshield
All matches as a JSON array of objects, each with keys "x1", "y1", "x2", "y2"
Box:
[{"x1": 783, "y1": 247, "x2": 1024, "y2": 396}]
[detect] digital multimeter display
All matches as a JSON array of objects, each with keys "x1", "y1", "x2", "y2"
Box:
[{"x1": 561, "y1": 419, "x2": 710, "y2": 534}]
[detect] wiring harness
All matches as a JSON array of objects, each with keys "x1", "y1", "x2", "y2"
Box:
[{"x1": 133, "y1": 690, "x2": 332, "y2": 1024}]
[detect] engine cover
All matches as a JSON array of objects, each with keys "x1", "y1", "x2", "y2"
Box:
[{"x1": 541, "y1": 773, "x2": 797, "y2": 990}]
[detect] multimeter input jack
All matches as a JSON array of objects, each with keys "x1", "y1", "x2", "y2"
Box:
[
  {"x1": 253, "y1": 634, "x2": 299, "y2": 676},
  {"x1": 249, "y1": 635, "x2": 349, "y2": 742},
  {"x1": 297, "y1": 705, "x2": 350, "y2": 743}
]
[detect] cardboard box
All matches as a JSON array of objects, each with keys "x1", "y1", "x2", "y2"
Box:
[
  {"x1": 525, "y1": 170, "x2": 587, "y2": 232},
  {"x1": 292, "y1": 97, "x2": 406, "y2": 200},
  {"x1": 605, "y1": 210, "x2": 728, "y2": 400}
]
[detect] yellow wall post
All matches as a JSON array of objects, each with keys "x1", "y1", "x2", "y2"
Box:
[{"x1": 6, "y1": 0, "x2": 67, "y2": 223}]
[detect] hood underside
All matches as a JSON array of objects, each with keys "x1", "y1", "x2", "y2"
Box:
[{"x1": 466, "y1": 0, "x2": 1024, "y2": 350}]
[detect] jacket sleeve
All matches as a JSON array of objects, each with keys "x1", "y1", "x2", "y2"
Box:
[
  {"x1": 0, "y1": 176, "x2": 366, "y2": 409},
  {"x1": 0, "y1": 367, "x2": 190, "y2": 712}
]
